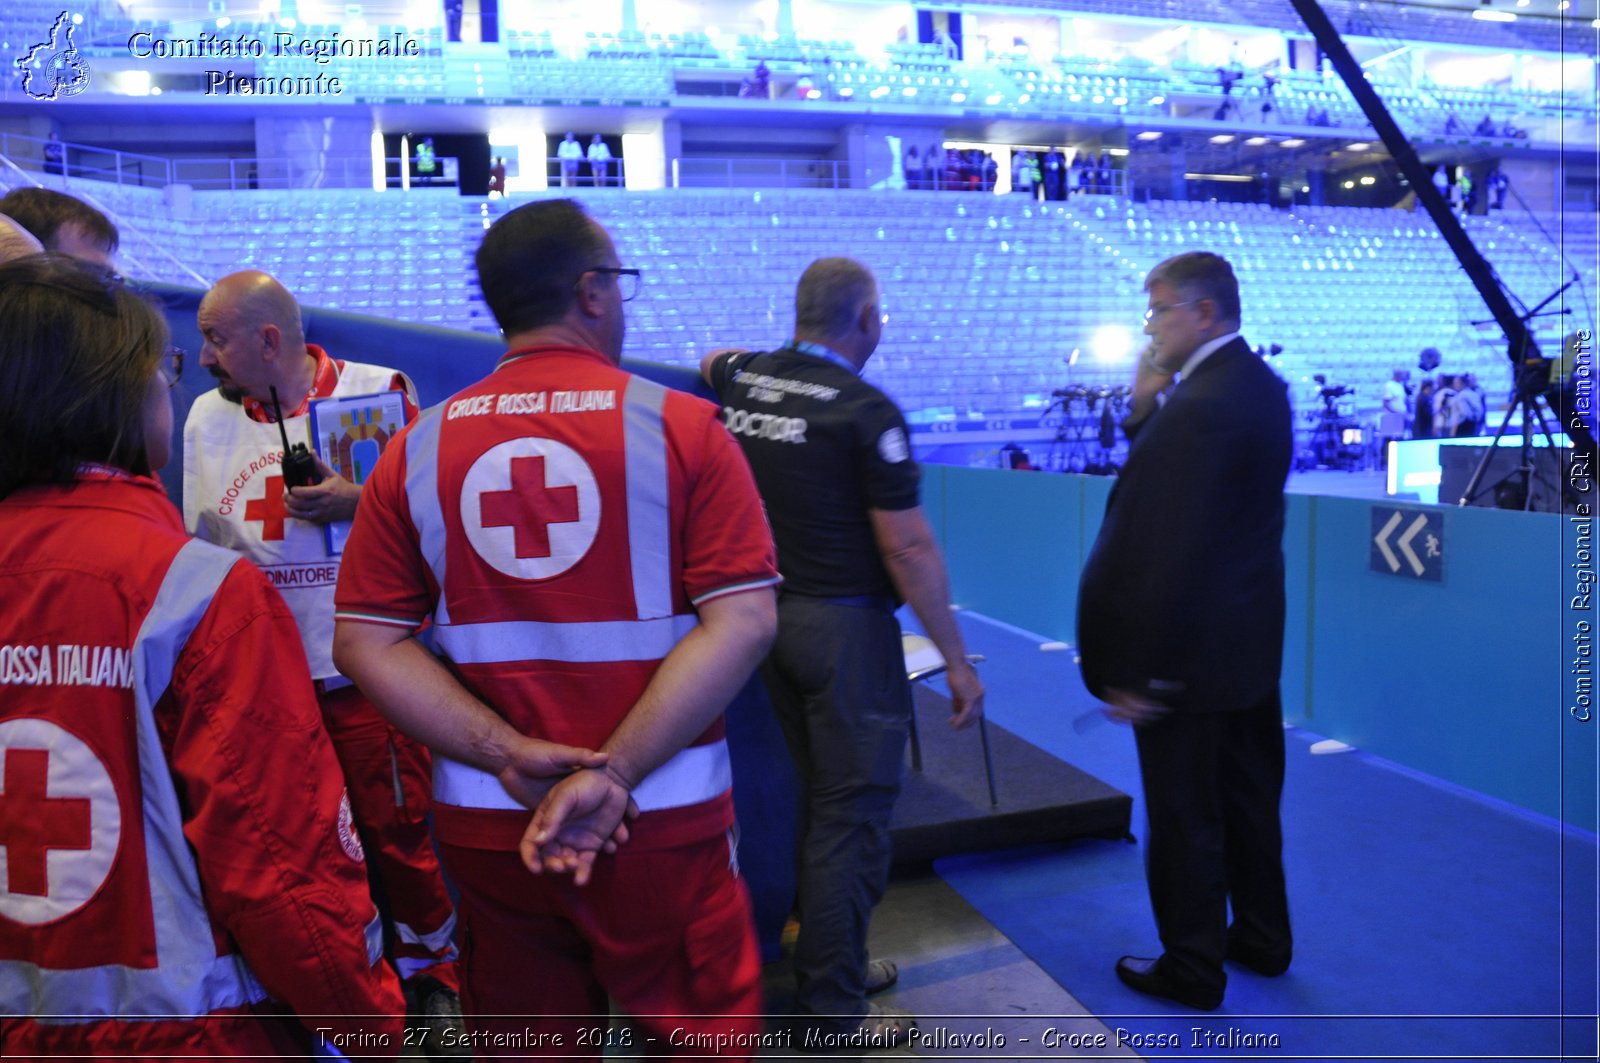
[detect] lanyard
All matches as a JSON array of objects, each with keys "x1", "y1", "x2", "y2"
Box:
[{"x1": 788, "y1": 340, "x2": 858, "y2": 376}]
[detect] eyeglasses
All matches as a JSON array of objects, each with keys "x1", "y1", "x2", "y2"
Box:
[
  {"x1": 1144, "y1": 300, "x2": 1199, "y2": 322},
  {"x1": 578, "y1": 266, "x2": 642, "y2": 302},
  {"x1": 161, "y1": 345, "x2": 185, "y2": 389}
]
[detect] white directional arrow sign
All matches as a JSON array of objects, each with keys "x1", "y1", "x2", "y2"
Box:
[
  {"x1": 1374, "y1": 511, "x2": 1403, "y2": 573},
  {"x1": 1395, "y1": 513, "x2": 1428, "y2": 577},
  {"x1": 1370, "y1": 507, "x2": 1443, "y2": 582}
]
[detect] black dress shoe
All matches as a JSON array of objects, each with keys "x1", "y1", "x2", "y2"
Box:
[
  {"x1": 1114, "y1": 956, "x2": 1223, "y2": 1011},
  {"x1": 1226, "y1": 940, "x2": 1291, "y2": 977}
]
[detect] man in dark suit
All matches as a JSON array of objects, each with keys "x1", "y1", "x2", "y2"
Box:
[{"x1": 1077, "y1": 251, "x2": 1294, "y2": 1011}]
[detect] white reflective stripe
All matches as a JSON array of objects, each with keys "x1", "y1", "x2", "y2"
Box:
[
  {"x1": 433, "y1": 754, "x2": 521, "y2": 810},
  {"x1": 24, "y1": 953, "x2": 265, "y2": 1020},
  {"x1": 631, "y1": 739, "x2": 732, "y2": 812},
  {"x1": 623, "y1": 377, "x2": 672, "y2": 620},
  {"x1": 396, "y1": 910, "x2": 458, "y2": 955},
  {"x1": 397, "y1": 954, "x2": 450, "y2": 981},
  {"x1": 136, "y1": 542, "x2": 268, "y2": 1008},
  {"x1": 435, "y1": 614, "x2": 697, "y2": 665},
  {"x1": 366, "y1": 911, "x2": 386, "y2": 966},
  {"x1": 0, "y1": 540, "x2": 267, "y2": 1020},
  {"x1": 405, "y1": 404, "x2": 451, "y2": 626},
  {"x1": 434, "y1": 739, "x2": 731, "y2": 813}
]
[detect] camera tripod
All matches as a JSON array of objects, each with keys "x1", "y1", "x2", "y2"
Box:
[
  {"x1": 1458, "y1": 279, "x2": 1591, "y2": 511},
  {"x1": 1308, "y1": 393, "x2": 1362, "y2": 470},
  {"x1": 1455, "y1": 363, "x2": 1577, "y2": 511},
  {"x1": 1044, "y1": 385, "x2": 1127, "y2": 474}
]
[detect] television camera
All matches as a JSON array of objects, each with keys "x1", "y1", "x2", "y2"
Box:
[
  {"x1": 1307, "y1": 374, "x2": 1363, "y2": 470},
  {"x1": 1044, "y1": 384, "x2": 1132, "y2": 473}
]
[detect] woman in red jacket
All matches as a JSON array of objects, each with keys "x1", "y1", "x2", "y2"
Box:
[{"x1": 0, "y1": 254, "x2": 405, "y2": 1058}]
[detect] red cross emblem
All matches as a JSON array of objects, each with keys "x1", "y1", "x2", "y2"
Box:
[
  {"x1": 479, "y1": 456, "x2": 580, "y2": 559},
  {"x1": 0, "y1": 718, "x2": 121, "y2": 925},
  {"x1": 244, "y1": 474, "x2": 288, "y2": 541},
  {"x1": 462, "y1": 438, "x2": 601, "y2": 581},
  {"x1": 0, "y1": 748, "x2": 91, "y2": 897}
]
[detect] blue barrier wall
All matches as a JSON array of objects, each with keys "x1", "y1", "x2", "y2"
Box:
[{"x1": 925, "y1": 465, "x2": 1595, "y2": 833}]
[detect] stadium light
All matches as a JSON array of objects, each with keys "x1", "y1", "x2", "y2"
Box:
[
  {"x1": 1090, "y1": 325, "x2": 1137, "y2": 365},
  {"x1": 1472, "y1": 8, "x2": 1517, "y2": 20}
]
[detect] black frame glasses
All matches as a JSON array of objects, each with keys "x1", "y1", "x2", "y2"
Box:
[{"x1": 578, "y1": 266, "x2": 642, "y2": 302}]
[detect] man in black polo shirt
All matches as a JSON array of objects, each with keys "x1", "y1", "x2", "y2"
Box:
[{"x1": 703, "y1": 257, "x2": 984, "y2": 1050}]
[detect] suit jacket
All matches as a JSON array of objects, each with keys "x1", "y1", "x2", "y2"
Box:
[{"x1": 1077, "y1": 337, "x2": 1292, "y2": 713}]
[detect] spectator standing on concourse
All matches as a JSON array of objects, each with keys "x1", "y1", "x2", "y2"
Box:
[
  {"x1": 0, "y1": 254, "x2": 405, "y2": 1056},
  {"x1": 334, "y1": 198, "x2": 780, "y2": 1054},
  {"x1": 587, "y1": 135, "x2": 613, "y2": 187},
  {"x1": 1012, "y1": 150, "x2": 1036, "y2": 195},
  {"x1": 703, "y1": 257, "x2": 984, "y2": 1050},
  {"x1": 557, "y1": 131, "x2": 583, "y2": 187},
  {"x1": 43, "y1": 131, "x2": 64, "y2": 175},
  {"x1": 1042, "y1": 146, "x2": 1067, "y2": 200},
  {"x1": 1076, "y1": 251, "x2": 1294, "y2": 1012}
]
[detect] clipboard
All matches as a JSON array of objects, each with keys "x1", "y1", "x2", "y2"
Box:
[{"x1": 307, "y1": 390, "x2": 409, "y2": 555}]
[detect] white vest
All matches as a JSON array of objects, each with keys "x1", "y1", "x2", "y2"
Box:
[{"x1": 183, "y1": 361, "x2": 405, "y2": 679}]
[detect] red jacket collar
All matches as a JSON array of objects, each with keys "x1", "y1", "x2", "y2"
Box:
[{"x1": 242, "y1": 345, "x2": 341, "y2": 423}]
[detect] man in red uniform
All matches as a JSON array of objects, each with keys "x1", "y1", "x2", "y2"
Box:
[
  {"x1": 333, "y1": 198, "x2": 781, "y2": 1058},
  {"x1": 0, "y1": 253, "x2": 404, "y2": 1056},
  {"x1": 182, "y1": 271, "x2": 465, "y2": 1039}
]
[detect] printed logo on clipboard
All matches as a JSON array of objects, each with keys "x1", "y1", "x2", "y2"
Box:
[{"x1": 308, "y1": 390, "x2": 409, "y2": 555}]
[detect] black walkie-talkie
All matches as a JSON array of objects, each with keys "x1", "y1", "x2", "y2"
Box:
[{"x1": 270, "y1": 386, "x2": 323, "y2": 489}]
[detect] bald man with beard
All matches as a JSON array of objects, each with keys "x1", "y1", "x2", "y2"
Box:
[{"x1": 182, "y1": 271, "x2": 466, "y2": 1049}]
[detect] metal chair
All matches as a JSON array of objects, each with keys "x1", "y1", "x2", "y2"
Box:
[{"x1": 901, "y1": 632, "x2": 997, "y2": 807}]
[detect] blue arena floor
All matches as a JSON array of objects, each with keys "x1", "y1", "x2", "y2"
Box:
[{"x1": 921, "y1": 611, "x2": 1599, "y2": 1061}]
